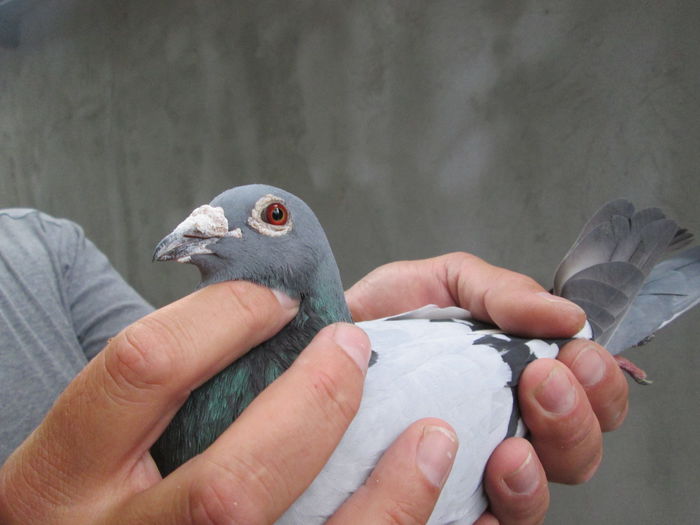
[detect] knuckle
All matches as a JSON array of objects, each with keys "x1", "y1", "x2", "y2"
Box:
[
  {"x1": 602, "y1": 398, "x2": 628, "y2": 432},
  {"x1": 189, "y1": 457, "x2": 274, "y2": 525},
  {"x1": 444, "y1": 251, "x2": 481, "y2": 266},
  {"x1": 103, "y1": 319, "x2": 180, "y2": 399},
  {"x1": 598, "y1": 377, "x2": 629, "y2": 432},
  {"x1": 443, "y1": 252, "x2": 483, "y2": 283},
  {"x1": 554, "y1": 408, "x2": 600, "y2": 452},
  {"x1": 442, "y1": 251, "x2": 477, "y2": 273},
  {"x1": 381, "y1": 499, "x2": 428, "y2": 525},
  {"x1": 498, "y1": 272, "x2": 540, "y2": 293},
  {"x1": 482, "y1": 272, "x2": 538, "y2": 309},
  {"x1": 189, "y1": 480, "x2": 244, "y2": 525},
  {"x1": 556, "y1": 448, "x2": 602, "y2": 485},
  {"x1": 0, "y1": 448, "x2": 74, "y2": 521},
  {"x1": 306, "y1": 367, "x2": 360, "y2": 427},
  {"x1": 534, "y1": 407, "x2": 602, "y2": 484},
  {"x1": 579, "y1": 450, "x2": 603, "y2": 483}
]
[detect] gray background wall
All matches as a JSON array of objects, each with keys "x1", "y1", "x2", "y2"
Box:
[{"x1": 1, "y1": 1, "x2": 699, "y2": 523}]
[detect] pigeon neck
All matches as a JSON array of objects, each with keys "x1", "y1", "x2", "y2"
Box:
[
  {"x1": 151, "y1": 251, "x2": 351, "y2": 476},
  {"x1": 299, "y1": 253, "x2": 353, "y2": 326},
  {"x1": 226, "y1": 252, "x2": 351, "y2": 401},
  {"x1": 244, "y1": 252, "x2": 351, "y2": 394}
]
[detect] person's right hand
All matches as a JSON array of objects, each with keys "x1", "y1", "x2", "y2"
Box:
[
  {"x1": 347, "y1": 253, "x2": 630, "y2": 524},
  {"x1": 0, "y1": 281, "x2": 457, "y2": 524}
]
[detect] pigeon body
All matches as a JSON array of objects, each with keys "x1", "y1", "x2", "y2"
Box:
[
  {"x1": 151, "y1": 185, "x2": 700, "y2": 523},
  {"x1": 277, "y1": 310, "x2": 569, "y2": 523}
]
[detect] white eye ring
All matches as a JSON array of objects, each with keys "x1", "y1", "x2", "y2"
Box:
[{"x1": 247, "y1": 194, "x2": 293, "y2": 237}]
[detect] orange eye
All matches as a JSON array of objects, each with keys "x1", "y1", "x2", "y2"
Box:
[{"x1": 264, "y1": 203, "x2": 288, "y2": 225}]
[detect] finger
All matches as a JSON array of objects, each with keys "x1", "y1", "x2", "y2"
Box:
[
  {"x1": 12, "y1": 282, "x2": 299, "y2": 492},
  {"x1": 328, "y1": 419, "x2": 458, "y2": 525},
  {"x1": 473, "y1": 513, "x2": 500, "y2": 525},
  {"x1": 442, "y1": 253, "x2": 585, "y2": 337},
  {"x1": 557, "y1": 340, "x2": 629, "y2": 431},
  {"x1": 119, "y1": 322, "x2": 372, "y2": 524},
  {"x1": 346, "y1": 253, "x2": 585, "y2": 338},
  {"x1": 518, "y1": 359, "x2": 602, "y2": 484},
  {"x1": 346, "y1": 258, "x2": 456, "y2": 320},
  {"x1": 482, "y1": 438, "x2": 549, "y2": 525}
]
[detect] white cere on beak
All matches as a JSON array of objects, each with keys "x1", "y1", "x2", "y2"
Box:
[
  {"x1": 248, "y1": 194, "x2": 294, "y2": 237},
  {"x1": 175, "y1": 205, "x2": 232, "y2": 238}
]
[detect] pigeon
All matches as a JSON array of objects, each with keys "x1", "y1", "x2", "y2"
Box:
[{"x1": 150, "y1": 184, "x2": 700, "y2": 524}]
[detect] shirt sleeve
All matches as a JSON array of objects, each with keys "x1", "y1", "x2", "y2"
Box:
[
  {"x1": 0, "y1": 209, "x2": 156, "y2": 463},
  {"x1": 49, "y1": 215, "x2": 155, "y2": 360}
]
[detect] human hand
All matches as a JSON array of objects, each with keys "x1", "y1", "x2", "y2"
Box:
[
  {"x1": 346, "y1": 252, "x2": 629, "y2": 524},
  {"x1": 0, "y1": 281, "x2": 458, "y2": 524}
]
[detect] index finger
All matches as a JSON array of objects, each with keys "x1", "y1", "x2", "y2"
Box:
[
  {"x1": 11, "y1": 281, "x2": 299, "y2": 492},
  {"x1": 346, "y1": 252, "x2": 585, "y2": 338}
]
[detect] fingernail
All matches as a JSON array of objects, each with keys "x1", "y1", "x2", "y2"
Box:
[
  {"x1": 534, "y1": 365, "x2": 576, "y2": 415},
  {"x1": 571, "y1": 345, "x2": 605, "y2": 387},
  {"x1": 416, "y1": 425, "x2": 459, "y2": 488},
  {"x1": 333, "y1": 323, "x2": 371, "y2": 374},
  {"x1": 504, "y1": 451, "x2": 539, "y2": 495},
  {"x1": 272, "y1": 289, "x2": 300, "y2": 311}
]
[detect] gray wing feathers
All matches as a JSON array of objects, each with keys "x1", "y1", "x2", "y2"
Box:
[
  {"x1": 553, "y1": 200, "x2": 692, "y2": 350},
  {"x1": 606, "y1": 246, "x2": 700, "y2": 354}
]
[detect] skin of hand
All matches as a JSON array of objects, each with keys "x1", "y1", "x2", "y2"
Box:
[{"x1": 345, "y1": 252, "x2": 630, "y2": 525}]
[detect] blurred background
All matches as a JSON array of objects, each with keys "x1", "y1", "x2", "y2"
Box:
[{"x1": 1, "y1": 1, "x2": 699, "y2": 522}]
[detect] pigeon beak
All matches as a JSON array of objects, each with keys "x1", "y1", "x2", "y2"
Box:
[
  {"x1": 152, "y1": 231, "x2": 215, "y2": 263},
  {"x1": 153, "y1": 205, "x2": 242, "y2": 263}
]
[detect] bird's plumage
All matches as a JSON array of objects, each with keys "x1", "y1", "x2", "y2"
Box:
[
  {"x1": 151, "y1": 185, "x2": 700, "y2": 523},
  {"x1": 279, "y1": 308, "x2": 572, "y2": 524},
  {"x1": 606, "y1": 245, "x2": 700, "y2": 353}
]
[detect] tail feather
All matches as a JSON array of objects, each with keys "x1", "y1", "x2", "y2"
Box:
[
  {"x1": 553, "y1": 222, "x2": 625, "y2": 295},
  {"x1": 554, "y1": 200, "x2": 698, "y2": 352},
  {"x1": 606, "y1": 246, "x2": 700, "y2": 354},
  {"x1": 553, "y1": 199, "x2": 635, "y2": 294},
  {"x1": 667, "y1": 228, "x2": 694, "y2": 252},
  {"x1": 569, "y1": 199, "x2": 636, "y2": 247},
  {"x1": 609, "y1": 207, "x2": 664, "y2": 262},
  {"x1": 560, "y1": 262, "x2": 644, "y2": 338},
  {"x1": 629, "y1": 219, "x2": 678, "y2": 275}
]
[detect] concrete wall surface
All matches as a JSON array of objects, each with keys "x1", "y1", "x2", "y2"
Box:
[{"x1": 1, "y1": 1, "x2": 699, "y2": 523}]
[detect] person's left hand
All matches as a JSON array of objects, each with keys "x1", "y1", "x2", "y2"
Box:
[
  {"x1": 0, "y1": 283, "x2": 456, "y2": 525},
  {"x1": 346, "y1": 252, "x2": 629, "y2": 524}
]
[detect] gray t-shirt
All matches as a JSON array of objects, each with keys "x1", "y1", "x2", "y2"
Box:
[{"x1": 0, "y1": 209, "x2": 154, "y2": 464}]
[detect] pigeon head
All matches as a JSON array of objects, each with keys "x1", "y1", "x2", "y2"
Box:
[{"x1": 153, "y1": 184, "x2": 351, "y2": 324}]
